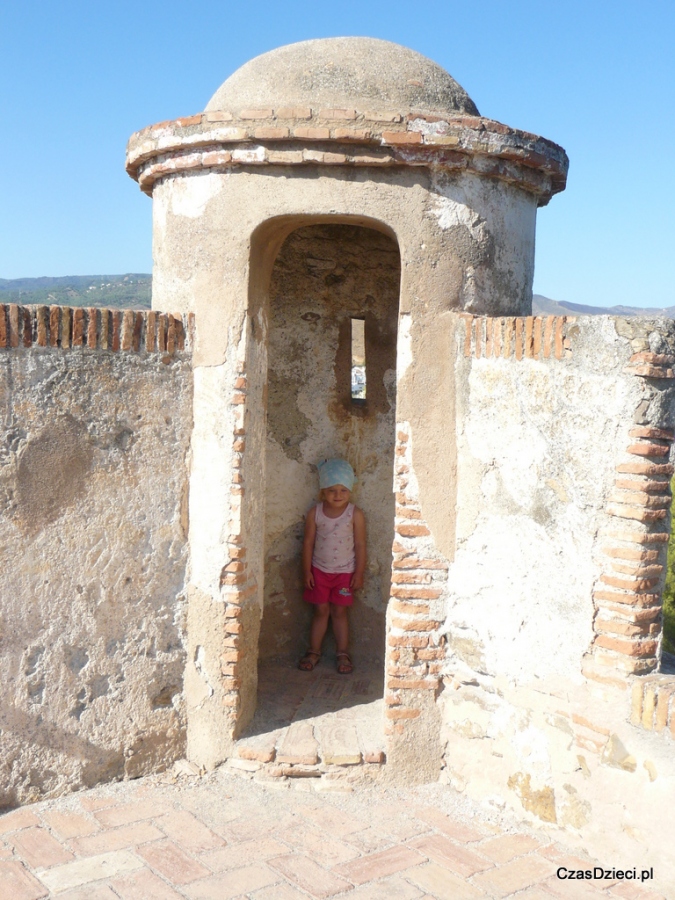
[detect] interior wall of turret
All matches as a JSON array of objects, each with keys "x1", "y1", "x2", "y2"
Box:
[{"x1": 260, "y1": 224, "x2": 400, "y2": 663}]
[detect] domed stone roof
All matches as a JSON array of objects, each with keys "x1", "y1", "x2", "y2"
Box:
[{"x1": 206, "y1": 38, "x2": 480, "y2": 117}]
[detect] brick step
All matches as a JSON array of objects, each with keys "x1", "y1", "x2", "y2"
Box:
[
  {"x1": 232, "y1": 730, "x2": 386, "y2": 769},
  {"x1": 225, "y1": 754, "x2": 387, "y2": 789}
]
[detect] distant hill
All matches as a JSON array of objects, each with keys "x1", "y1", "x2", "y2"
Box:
[
  {"x1": 533, "y1": 294, "x2": 675, "y2": 318},
  {"x1": 0, "y1": 274, "x2": 151, "y2": 309},
  {"x1": 0, "y1": 278, "x2": 672, "y2": 318}
]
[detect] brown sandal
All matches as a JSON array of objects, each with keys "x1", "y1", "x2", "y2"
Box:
[
  {"x1": 336, "y1": 652, "x2": 353, "y2": 675},
  {"x1": 298, "y1": 650, "x2": 321, "y2": 671}
]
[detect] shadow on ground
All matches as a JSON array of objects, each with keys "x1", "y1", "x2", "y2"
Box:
[{"x1": 241, "y1": 656, "x2": 384, "y2": 738}]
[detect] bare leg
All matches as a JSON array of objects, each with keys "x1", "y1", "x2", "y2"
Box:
[
  {"x1": 308, "y1": 603, "x2": 330, "y2": 654},
  {"x1": 330, "y1": 604, "x2": 350, "y2": 654}
]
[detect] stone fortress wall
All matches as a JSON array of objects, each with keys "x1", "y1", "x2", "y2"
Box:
[
  {"x1": 2, "y1": 299, "x2": 675, "y2": 881},
  {"x1": 0, "y1": 305, "x2": 193, "y2": 806},
  {"x1": 387, "y1": 310, "x2": 675, "y2": 876}
]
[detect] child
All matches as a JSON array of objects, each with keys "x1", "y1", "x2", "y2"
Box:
[{"x1": 298, "y1": 459, "x2": 366, "y2": 675}]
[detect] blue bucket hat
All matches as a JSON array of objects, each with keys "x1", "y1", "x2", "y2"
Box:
[{"x1": 317, "y1": 458, "x2": 357, "y2": 491}]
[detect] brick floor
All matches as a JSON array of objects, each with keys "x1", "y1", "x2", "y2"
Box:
[
  {"x1": 155, "y1": 810, "x2": 225, "y2": 854},
  {"x1": 93, "y1": 798, "x2": 169, "y2": 829},
  {"x1": 136, "y1": 839, "x2": 211, "y2": 884},
  {"x1": 471, "y1": 853, "x2": 559, "y2": 897},
  {"x1": 10, "y1": 825, "x2": 74, "y2": 868},
  {"x1": 478, "y1": 833, "x2": 543, "y2": 864},
  {"x1": 184, "y1": 864, "x2": 280, "y2": 900},
  {"x1": 252, "y1": 884, "x2": 313, "y2": 900},
  {"x1": 111, "y1": 867, "x2": 186, "y2": 899},
  {"x1": 70, "y1": 820, "x2": 164, "y2": 856},
  {"x1": 414, "y1": 806, "x2": 485, "y2": 843},
  {"x1": 38, "y1": 850, "x2": 143, "y2": 893},
  {"x1": 202, "y1": 837, "x2": 289, "y2": 872},
  {"x1": 346, "y1": 875, "x2": 424, "y2": 900},
  {"x1": 334, "y1": 845, "x2": 426, "y2": 884},
  {"x1": 0, "y1": 860, "x2": 48, "y2": 900},
  {"x1": 285, "y1": 825, "x2": 361, "y2": 866},
  {"x1": 0, "y1": 808, "x2": 41, "y2": 835},
  {"x1": 0, "y1": 767, "x2": 669, "y2": 899},
  {"x1": 57, "y1": 885, "x2": 120, "y2": 900},
  {"x1": 409, "y1": 833, "x2": 493, "y2": 878},
  {"x1": 269, "y1": 853, "x2": 353, "y2": 898},
  {"x1": 405, "y1": 861, "x2": 487, "y2": 899},
  {"x1": 41, "y1": 809, "x2": 100, "y2": 840}
]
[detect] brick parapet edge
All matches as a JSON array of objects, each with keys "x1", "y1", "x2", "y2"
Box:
[
  {"x1": 630, "y1": 676, "x2": 675, "y2": 739},
  {"x1": 0, "y1": 304, "x2": 194, "y2": 354},
  {"x1": 217, "y1": 362, "x2": 254, "y2": 715},
  {"x1": 460, "y1": 314, "x2": 574, "y2": 361},
  {"x1": 125, "y1": 108, "x2": 568, "y2": 204},
  {"x1": 583, "y1": 351, "x2": 675, "y2": 711},
  {"x1": 384, "y1": 425, "x2": 449, "y2": 737}
]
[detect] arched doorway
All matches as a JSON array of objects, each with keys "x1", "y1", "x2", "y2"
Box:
[{"x1": 239, "y1": 222, "x2": 401, "y2": 765}]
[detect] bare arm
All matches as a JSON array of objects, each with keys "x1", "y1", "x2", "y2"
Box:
[
  {"x1": 303, "y1": 506, "x2": 317, "y2": 589},
  {"x1": 351, "y1": 507, "x2": 366, "y2": 591}
]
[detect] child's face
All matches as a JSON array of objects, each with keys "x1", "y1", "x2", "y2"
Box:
[{"x1": 323, "y1": 484, "x2": 351, "y2": 509}]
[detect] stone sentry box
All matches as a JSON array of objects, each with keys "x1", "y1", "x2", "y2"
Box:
[{"x1": 125, "y1": 37, "x2": 569, "y2": 778}]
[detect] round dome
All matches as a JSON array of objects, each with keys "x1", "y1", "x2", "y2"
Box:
[{"x1": 206, "y1": 38, "x2": 479, "y2": 117}]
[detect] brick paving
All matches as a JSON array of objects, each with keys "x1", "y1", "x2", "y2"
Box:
[
  {"x1": 234, "y1": 660, "x2": 385, "y2": 774},
  {"x1": 0, "y1": 765, "x2": 667, "y2": 899}
]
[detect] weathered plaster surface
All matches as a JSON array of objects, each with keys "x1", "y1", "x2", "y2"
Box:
[
  {"x1": 436, "y1": 315, "x2": 675, "y2": 889},
  {"x1": 450, "y1": 323, "x2": 637, "y2": 681},
  {"x1": 0, "y1": 349, "x2": 192, "y2": 806},
  {"x1": 429, "y1": 171, "x2": 537, "y2": 315}
]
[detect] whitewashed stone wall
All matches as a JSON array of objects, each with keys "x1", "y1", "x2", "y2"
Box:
[
  {"x1": 424, "y1": 313, "x2": 675, "y2": 880},
  {"x1": 0, "y1": 306, "x2": 193, "y2": 806}
]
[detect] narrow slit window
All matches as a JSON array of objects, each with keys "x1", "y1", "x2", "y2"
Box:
[{"x1": 351, "y1": 318, "x2": 366, "y2": 401}]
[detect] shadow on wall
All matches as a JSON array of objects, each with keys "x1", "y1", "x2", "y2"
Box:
[{"x1": 260, "y1": 224, "x2": 401, "y2": 666}]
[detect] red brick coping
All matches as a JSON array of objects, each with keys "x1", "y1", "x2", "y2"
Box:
[
  {"x1": 0, "y1": 305, "x2": 193, "y2": 354},
  {"x1": 460, "y1": 314, "x2": 574, "y2": 360},
  {"x1": 126, "y1": 109, "x2": 568, "y2": 204}
]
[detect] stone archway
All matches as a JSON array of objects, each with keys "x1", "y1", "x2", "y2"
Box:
[
  {"x1": 260, "y1": 222, "x2": 400, "y2": 666},
  {"x1": 220, "y1": 223, "x2": 401, "y2": 766}
]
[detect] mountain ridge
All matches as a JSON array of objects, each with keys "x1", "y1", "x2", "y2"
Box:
[{"x1": 0, "y1": 277, "x2": 672, "y2": 318}]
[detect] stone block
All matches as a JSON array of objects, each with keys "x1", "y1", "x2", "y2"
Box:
[
  {"x1": 334, "y1": 845, "x2": 425, "y2": 884},
  {"x1": 70, "y1": 821, "x2": 163, "y2": 857},
  {"x1": 472, "y1": 855, "x2": 556, "y2": 897},
  {"x1": 276, "y1": 721, "x2": 319, "y2": 765},
  {"x1": 655, "y1": 685, "x2": 675, "y2": 732},
  {"x1": 269, "y1": 855, "x2": 350, "y2": 899},
  {"x1": 381, "y1": 131, "x2": 422, "y2": 144},
  {"x1": 37, "y1": 851, "x2": 143, "y2": 894},
  {"x1": 0, "y1": 860, "x2": 48, "y2": 900},
  {"x1": 293, "y1": 126, "x2": 330, "y2": 140},
  {"x1": 10, "y1": 826, "x2": 74, "y2": 868},
  {"x1": 136, "y1": 840, "x2": 210, "y2": 885}
]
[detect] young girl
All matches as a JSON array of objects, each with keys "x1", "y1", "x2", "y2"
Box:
[{"x1": 298, "y1": 459, "x2": 366, "y2": 675}]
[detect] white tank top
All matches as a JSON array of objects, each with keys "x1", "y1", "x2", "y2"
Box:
[{"x1": 312, "y1": 502, "x2": 355, "y2": 574}]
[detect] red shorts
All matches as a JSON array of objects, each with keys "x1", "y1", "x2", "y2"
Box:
[{"x1": 304, "y1": 566, "x2": 354, "y2": 606}]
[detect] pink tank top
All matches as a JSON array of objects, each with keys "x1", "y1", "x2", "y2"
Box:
[{"x1": 312, "y1": 502, "x2": 355, "y2": 574}]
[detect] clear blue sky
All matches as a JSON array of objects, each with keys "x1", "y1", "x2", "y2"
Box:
[{"x1": 1, "y1": 0, "x2": 673, "y2": 307}]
